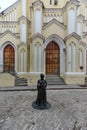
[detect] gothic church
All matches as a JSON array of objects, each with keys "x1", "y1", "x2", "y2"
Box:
[{"x1": 0, "y1": 0, "x2": 87, "y2": 86}]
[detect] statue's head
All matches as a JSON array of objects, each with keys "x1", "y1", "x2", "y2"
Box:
[{"x1": 40, "y1": 73, "x2": 44, "y2": 79}]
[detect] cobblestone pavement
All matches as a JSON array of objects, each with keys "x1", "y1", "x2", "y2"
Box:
[{"x1": 0, "y1": 90, "x2": 87, "y2": 130}]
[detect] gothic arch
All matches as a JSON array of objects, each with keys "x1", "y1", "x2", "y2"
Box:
[
  {"x1": 0, "y1": 42, "x2": 17, "y2": 72},
  {"x1": 44, "y1": 34, "x2": 65, "y2": 75}
]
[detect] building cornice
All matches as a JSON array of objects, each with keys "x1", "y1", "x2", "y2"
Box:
[
  {"x1": 79, "y1": 41, "x2": 87, "y2": 47},
  {"x1": 18, "y1": 16, "x2": 31, "y2": 23},
  {"x1": 32, "y1": 0, "x2": 44, "y2": 8},
  {"x1": 64, "y1": 32, "x2": 81, "y2": 42},
  {"x1": 83, "y1": 20, "x2": 87, "y2": 24},
  {"x1": 0, "y1": 21, "x2": 19, "y2": 24},
  {"x1": 65, "y1": 0, "x2": 80, "y2": 8},
  {"x1": 0, "y1": 0, "x2": 21, "y2": 15},
  {"x1": 30, "y1": 33, "x2": 45, "y2": 41},
  {"x1": 77, "y1": 14, "x2": 85, "y2": 20},
  {"x1": 17, "y1": 43, "x2": 29, "y2": 48},
  {"x1": 0, "y1": 30, "x2": 19, "y2": 39},
  {"x1": 43, "y1": 19, "x2": 66, "y2": 30},
  {"x1": 44, "y1": 8, "x2": 63, "y2": 13}
]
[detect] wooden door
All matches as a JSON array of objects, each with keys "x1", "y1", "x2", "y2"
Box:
[
  {"x1": 46, "y1": 41, "x2": 60, "y2": 75},
  {"x1": 86, "y1": 50, "x2": 87, "y2": 73},
  {"x1": 3, "y1": 45, "x2": 15, "y2": 72}
]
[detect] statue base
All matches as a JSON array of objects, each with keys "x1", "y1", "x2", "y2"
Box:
[{"x1": 32, "y1": 101, "x2": 51, "y2": 110}]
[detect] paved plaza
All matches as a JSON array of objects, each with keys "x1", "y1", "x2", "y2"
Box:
[{"x1": 0, "y1": 87, "x2": 87, "y2": 130}]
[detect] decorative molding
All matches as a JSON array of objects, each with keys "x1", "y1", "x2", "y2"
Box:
[
  {"x1": 65, "y1": 72, "x2": 85, "y2": 75},
  {"x1": 64, "y1": 32, "x2": 81, "y2": 42},
  {"x1": 79, "y1": 41, "x2": 87, "y2": 47},
  {"x1": 29, "y1": 72, "x2": 44, "y2": 75},
  {"x1": 0, "y1": 0, "x2": 21, "y2": 15},
  {"x1": 43, "y1": 18, "x2": 66, "y2": 30},
  {"x1": 44, "y1": 8, "x2": 63, "y2": 13},
  {"x1": 30, "y1": 33, "x2": 45, "y2": 41},
  {"x1": 32, "y1": 0, "x2": 44, "y2": 8},
  {"x1": 77, "y1": 14, "x2": 85, "y2": 20},
  {"x1": 65, "y1": 0, "x2": 80, "y2": 9},
  {"x1": 17, "y1": 72, "x2": 28, "y2": 74},
  {"x1": 17, "y1": 43, "x2": 29, "y2": 48},
  {"x1": 0, "y1": 30, "x2": 19, "y2": 39},
  {"x1": 18, "y1": 16, "x2": 31, "y2": 23}
]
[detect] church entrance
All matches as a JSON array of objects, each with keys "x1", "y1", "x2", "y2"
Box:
[
  {"x1": 46, "y1": 41, "x2": 60, "y2": 75},
  {"x1": 3, "y1": 44, "x2": 15, "y2": 72}
]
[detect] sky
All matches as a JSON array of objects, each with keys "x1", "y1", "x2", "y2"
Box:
[{"x1": 0, "y1": 0, "x2": 17, "y2": 12}]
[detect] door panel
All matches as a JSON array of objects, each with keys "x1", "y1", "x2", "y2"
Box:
[
  {"x1": 46, "y1": 41, "x2": 60, "y2": 75},
  {"x1": 3, "y1": 45, "x2": 15, "y2": 72}
]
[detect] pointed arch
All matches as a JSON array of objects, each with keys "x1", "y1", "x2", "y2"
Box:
[
  {"x1": 0, "y1": 42, "x2": 17, "y2": 72},
  {"x1": 3, "y1": 44, "x2": 15, "y2": 72},
  {"x1": 44, "y1": 34, "x2": 65, "y2": 75},
  {"x1": 46, "y1": 41, "x2": 60, "y2": 74},
  {"x1": 68, "y1": 8, "x2": 75, "y2": 34}
]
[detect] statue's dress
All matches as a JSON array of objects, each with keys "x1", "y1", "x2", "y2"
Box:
[
  {"x1": 36, "y1": 79, "x2": 47, "y2": 106},
  {"x1": 32, "y1": 78, "x2": 50, "y2": 110}
]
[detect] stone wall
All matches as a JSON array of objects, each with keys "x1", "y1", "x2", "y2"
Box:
[
  {"x1": 0, "y1": 73, "x2": 15, "y2": 87},
  {"x1": 64, "y1": 75, "x2": 85, "y2": 85}
]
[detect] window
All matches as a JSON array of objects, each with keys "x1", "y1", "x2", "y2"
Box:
[
  {"x1": 50, "y1": 0, "x2": 52, "y2": 5},
  {"x1": 54, "y1": 0, "x2": 58, "y2": 5},
  {"x1": 50, "y1": 0, "x2": 58, "y2": 5},
  {"x1": 68, "y1": 8, "x2": 75, "y2": 34},
  {"x1": 35, "y1": 10, "x2": 41, "y2": 33}
]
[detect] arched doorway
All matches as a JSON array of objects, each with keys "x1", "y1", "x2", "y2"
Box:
[
  {"x1": 3, "y1": 44, "x2": 15, "y2": 72},
  {"x1": 86, "y1": 50, "x2": 87, "y2": 73},
  {"x1": 46, "y1": 41, "x2": 60, "y2": 75}
]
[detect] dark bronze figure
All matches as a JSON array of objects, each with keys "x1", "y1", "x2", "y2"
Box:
[{"x1": 32, "y1": 73, "x2": 51, "y2": 110}]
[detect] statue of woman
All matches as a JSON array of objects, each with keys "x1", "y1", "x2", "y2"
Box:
[{"x1": 32, "y1": 73, "x2": 50, "y2": 110}]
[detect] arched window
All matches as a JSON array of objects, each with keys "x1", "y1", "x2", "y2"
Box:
[
  {"x1": 68, "y1": 45, "x2": 72, "y2": 71},
  {"x1": 3, "y1": 44, "x2": 15, "y2": 72},
  {"x1": 68, "y1": 44, "x2": 76, "y2": 72},
  {"x1": 34, "y1": 44, "x2": 42, "y2": 72},
  {"x1": 68, "y1": 8, "x2": 75, "y2": 34},
  {"x1": 79, "y1": 49, "x2": 82, "y2": 67},
  {"x1": 35, "y1": 10, "x2": 41, "y2": 33},
  {"x1": 72, "y1": 44, "x2": 76, "y2": 72},
  {"x1": 50, "y1": 0, "x2": 52, "y2": 4},
  {"x1": 77, "y1": 22, "x2": 82, "y2": 36},
  {"x1": 21, "y1": 22, "x2": 26, "y2": 43},
  {"x1": 20, "y1": 49, "x2": 26, "y2": 72}
]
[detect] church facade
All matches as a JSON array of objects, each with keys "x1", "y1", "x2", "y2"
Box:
[{"x1": 0, "y1": 0, "x2": 87, "y2": 85}]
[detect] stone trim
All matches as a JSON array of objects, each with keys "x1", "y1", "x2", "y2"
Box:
[
  {"x1": 65, "y1": 72, "x2": 85, "y2": 75},
  {"x1": 32, "y1": 0, "x2": 44, "y2": 8},
  {"x1": 0, "y1": 30, "x2": 19, "y2": 39},
  {"x1": 64, "y1": 32, "x2": 81, "y2": 42},
  {"x1": 43, "y1": 18, "x2": 66, "y2": 30},
  {"x1": 18, "y1": 16, "x2": 31, "y2": 23},
  {"x1": 30, "y1": 33, "x2": 45, "y2": 41},
  {"x1": 44, "y1": 34, "x2": 65, "y2": 75},
  {"x1": 79, "y1": 41, "x2": 87, "y2": 47},
  {"x1": 77, "y1": 14, "x2": 85, "y2": 20},
  {"x1": 65, "y1": 0, "x2": 80, "y2": 9},
  {"x1": 0, "y1": 0, "x2": 20, "y2": 14}
]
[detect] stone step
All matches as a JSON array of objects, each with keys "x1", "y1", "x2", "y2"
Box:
[
  {"x1": 15, "y1": 81, "x2": 27, "y2": 84},
  {"x1": 47, "y1": 82, "x2": 66, "y2": 85},
  {"x1": 46, "y1": 78, "x2": 64, "y2": 81},
  {"x1": 85, "y1": 77, "x2": 87, "y2": 84},
  {"x1": 15, "y1": 84, "x2": 28, "y2": 86},
  {"x1": 46, "y1": 75, "x2": 66, "y2": 85},
  {"x1": 15, "y1": 79, "x2": 27, "y2": 81}
]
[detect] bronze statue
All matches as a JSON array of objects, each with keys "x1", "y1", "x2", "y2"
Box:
[{"x1": 32, "y1": 73, "x2": 51, "y2": 110}]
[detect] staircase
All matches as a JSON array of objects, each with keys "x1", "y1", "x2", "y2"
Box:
[
  {"x1": 46, "y1": 75, "x2": 66, "y2": 85},
  {"x1": 15, "y1": 76, "x2": 28, "y2": 86},
  {"x1": 9, "y1": 71, "x2": 28, "y2": 86},
  {"x1": 85, "y1": 77, "x2": 87, "y2": 85}
]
